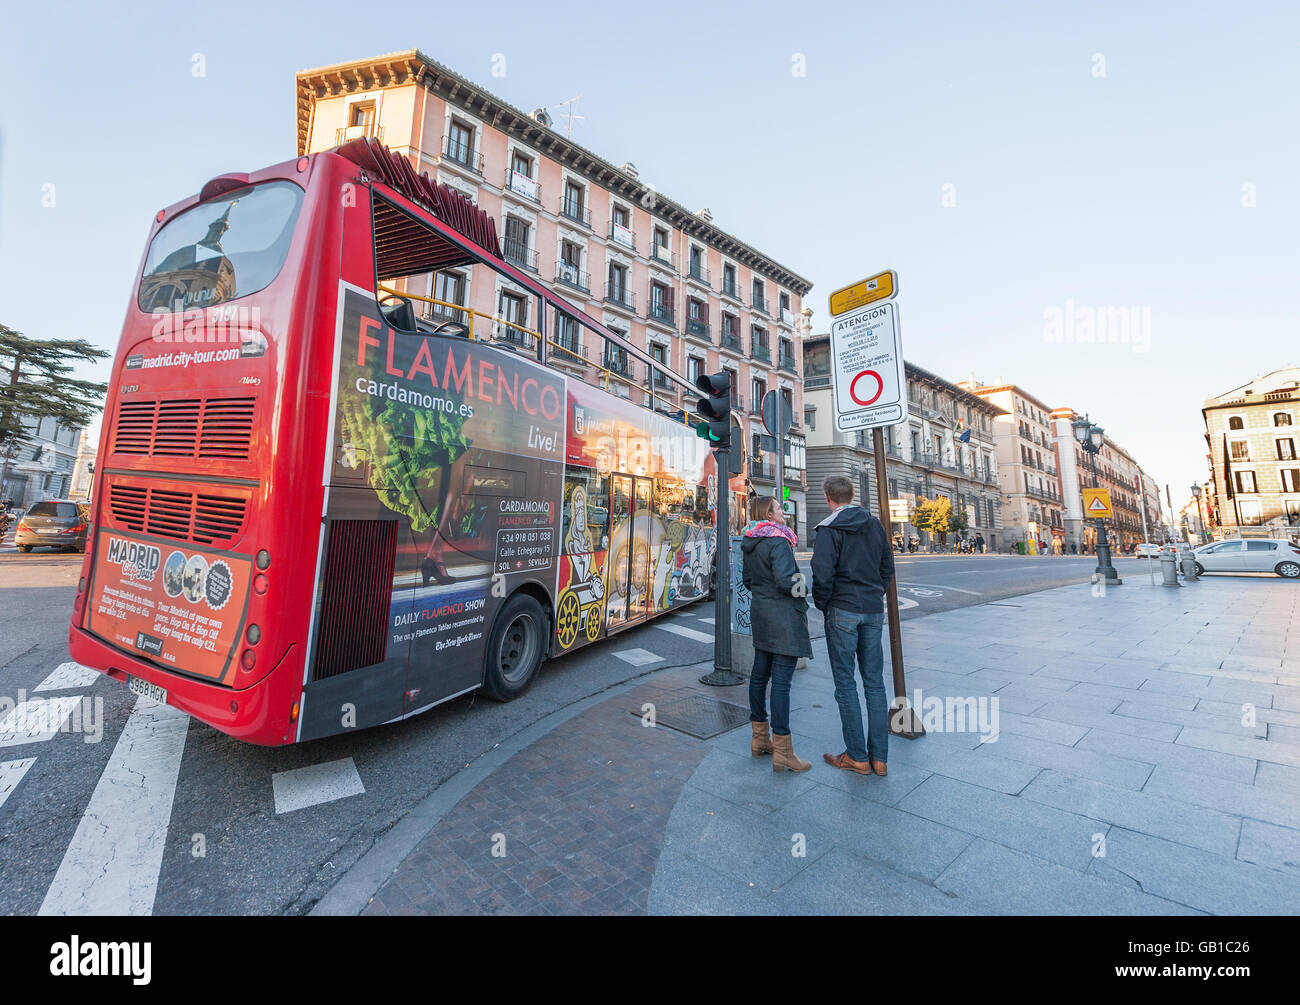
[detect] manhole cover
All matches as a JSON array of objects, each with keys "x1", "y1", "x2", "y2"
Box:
[{"x1": 631, "y1": 694, "x2": 751, "y2": 740}]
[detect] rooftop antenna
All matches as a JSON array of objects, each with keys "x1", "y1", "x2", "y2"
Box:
[{"x1": 554, "y1": 95, "x2": 584, "y2": 139}]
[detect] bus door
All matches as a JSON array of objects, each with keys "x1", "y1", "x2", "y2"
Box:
[{"x1": 606, "y1": 474, "x2": 655, "y2": 631}]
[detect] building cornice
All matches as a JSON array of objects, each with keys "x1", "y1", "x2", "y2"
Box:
[{"x1": 296, "y1": 49, "x2": 813, "y2": 296}]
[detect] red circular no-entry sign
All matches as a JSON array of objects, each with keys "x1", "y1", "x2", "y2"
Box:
[{"x1": 849, "y1": 369, "x2": 884, "y2": 406}]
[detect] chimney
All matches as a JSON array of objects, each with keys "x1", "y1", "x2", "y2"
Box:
[
  {"x1": 529, "y1": 108, "x2": 552, "y2": 127},
  {"x1": 695, "y1": 207, "x2": 713, "y2": 223},
  {"x1": 620, "y1": 162, "x2": 639, "y2": 180}
]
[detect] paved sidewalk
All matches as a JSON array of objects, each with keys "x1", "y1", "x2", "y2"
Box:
[{"x1": 352, "y1": 574, "x2": 1300, "y2": 915}]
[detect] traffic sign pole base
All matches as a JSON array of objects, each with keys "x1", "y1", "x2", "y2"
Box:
[
  {"x1": 888, "y1": 699, "x2": 925, "y2": 740},
  {"x1": 700, "y1": 667, "x2": 747, "y2": 687}
]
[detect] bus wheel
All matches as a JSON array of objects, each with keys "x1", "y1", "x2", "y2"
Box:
[{"x1": 483, "y1": 594, "x2": 547, "y2": 701}]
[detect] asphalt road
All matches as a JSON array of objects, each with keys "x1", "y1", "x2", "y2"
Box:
[{"x1": 0, "y1": 535, "x2": 1162, "y2": 915}]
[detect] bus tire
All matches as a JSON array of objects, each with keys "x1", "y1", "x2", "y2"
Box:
[{"x1": 482, "y1": 593, "x2": 548, "y2": 701}]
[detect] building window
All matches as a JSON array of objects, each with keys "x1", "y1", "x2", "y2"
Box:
[
  {"x1": 447, "y1": 120, "x2": 475, "y2": 164},
  {"x1": 503, "y1": 216, "x2": 531, "y2": 268},
  {"x1": 1283, "y1": 468, "x2": 1300, "y2": 493},
  {"x1": 752, "y1": 277, "x2": 765, "y2": 310},
  {"x1": 753, "y1": 377, "x2": 766, "y2": 408},
  {"x1": 1278, "y1": 438, "x2": 1297, "y2": 460},
  {"x1": 1239, "y1": 500, "x2": 1262, "y2": 525},
  {"x1": 608, "y1": 262, "x2": 628, "y2": 302},
  {"x1": 1276, "y1": 412, "x2": 1294, "y2": 426},
  {"x1": 554, "y1": 313, "x2": 580, "y2": 354},
  {"x1": 1287, "y1": 499, "x2": 1300, "y2": 525},
  {"x1": 1229, "y1": 440, "x2": 1250, "y2": 462},
  {"x1": 497, "y1": 290, "x2": 528, "y2": 343},
  {"x1": 723, "y1": 263, "x2": 737, "y2": 296},
  {"x1": 563, "y1": 181, "x2": 585, "y2": 222},
  {"x1": 652, "y1": 227, "x2": 670, "y2": 263},
  {"x1": 350, "y1": 102, "x2": 376, "y2": 130},
  {"x1": 1228, "y1": 416, "x2": 1245, "y2": 430},
  {"x1": 612, "y1": 204, "x2": 629, "y2": 229},
  {"x1": 687, "y1": 355, "x2": 704, "y2": 384},
  {"x1": 805, "y1": 407, "x2": 816, "y2": 430},
  {"x1": 1234, "y1": 470, "x2": 1257, "y2": 494},
  {"x1": 511, "y1": 151, "x2": 533, "y2": 178}
]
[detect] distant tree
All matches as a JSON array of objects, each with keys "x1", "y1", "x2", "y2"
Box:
[
  {"x1": 911, "y1": 496, "x2": 954, "y2": 543},
  {"x1": 949, "y1": 504, "x2": 970, "y2": 537},
  {"x1": 0, "y1": 324, "x2": 109, "y2": 491}
]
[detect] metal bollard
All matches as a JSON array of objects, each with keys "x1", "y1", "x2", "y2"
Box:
[
  {"x1": 1180, "y1": 547, "x2": 1199, "y2": 582},
  {"x1": 1159, "y1": 550, "x2": 1181, "y2": 587}
]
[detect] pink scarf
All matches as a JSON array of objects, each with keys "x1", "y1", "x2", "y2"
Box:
[{"x1": 744, "y1": 519, "x2": 797, "y2": 546}]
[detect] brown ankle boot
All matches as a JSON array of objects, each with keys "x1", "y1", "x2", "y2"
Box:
[
  {"x1": 751, "y1": 721, "x2": 773, "y2": 757},
  {"x1": 772, "y1": 732, "x2": 811, "y2": 773}
]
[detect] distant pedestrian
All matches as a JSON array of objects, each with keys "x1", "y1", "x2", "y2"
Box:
[
  {"x1": 812, "y1": 475, "x2": 894, "y2": 777},
  {"x1": 975, "y1": 533, "x2": 985, "y2": 554},
  {"x1": 1070, "y1": 541, "x2": 1078, "y2": 555},
  {"x1": 742, "y1": 495, "x2": 813, "y2": 773}
]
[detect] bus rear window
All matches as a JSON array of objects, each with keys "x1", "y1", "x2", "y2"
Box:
[{"x1": 138, "y1": 180, "x2": 304, "y2": 313}]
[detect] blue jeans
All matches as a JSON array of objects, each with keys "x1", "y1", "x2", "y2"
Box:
[
  {"x1": 749, "y1": 649, "x2": 796, "y2": 736},
  {"x1": 824, "y1": 608, "x2": 888, "y2": 763}
]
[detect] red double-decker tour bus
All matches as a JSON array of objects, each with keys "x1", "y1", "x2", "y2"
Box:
[{"x1": 68, "y1": 139, "x2": 727, "y2": 745}]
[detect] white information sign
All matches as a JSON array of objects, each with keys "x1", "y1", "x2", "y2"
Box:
[{"x1": 830, "y1": 300, "x2": 908, "y2": 430}]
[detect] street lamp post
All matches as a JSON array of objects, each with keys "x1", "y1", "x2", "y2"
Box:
[
  {"x1": 1190, "y1": 482, "x2": 1207, "y2": 545},
  {"x1": 1072, "y1": 415, "x2": 1121, "y2": 586}
]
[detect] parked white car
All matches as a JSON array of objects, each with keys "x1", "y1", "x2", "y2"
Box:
[{"x1": 1192, "y1": 539, "x2": 1300, "y2": 578}]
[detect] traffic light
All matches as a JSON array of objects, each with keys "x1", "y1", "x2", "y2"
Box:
[{"x1": 695, "y1": 371, "x2": 732, "y2": 447}]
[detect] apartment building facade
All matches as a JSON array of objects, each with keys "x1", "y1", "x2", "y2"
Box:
[
  {"x1": 1202, "y1": 367, "x2": 1300, "y2": 539},
  {"x1": 804, "y1": 340, "x2": 1004, "y2": 549},
  {"x1": 296, "y1": 50, "x2": 812, "y2": 534},
  {"x1": 959, "y1": 378, "x2": 1063, "y2": 552}
]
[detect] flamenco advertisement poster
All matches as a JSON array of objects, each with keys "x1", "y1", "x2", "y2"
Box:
[
  {"x1": 85, "y1": 531, "x2": 252, "y2": 684},
  {"x1": 329, "y1": 284, "x2": 565, "y2": 667}
]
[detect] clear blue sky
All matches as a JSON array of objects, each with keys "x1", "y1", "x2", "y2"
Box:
[{"x1": 3, "y1": 0, "x2": 1296, "y2": 519}]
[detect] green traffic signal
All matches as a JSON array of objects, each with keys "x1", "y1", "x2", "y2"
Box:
[{"x1": 696, "y1": 420, "x2": 721, "y2": 442}]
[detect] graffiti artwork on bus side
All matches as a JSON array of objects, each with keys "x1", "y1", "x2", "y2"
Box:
[{"x1": 554, "y1": 481, "x2": 609, "y2": 651}]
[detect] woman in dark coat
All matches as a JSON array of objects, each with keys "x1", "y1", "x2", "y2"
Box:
[{"x1": 741, "y1": 495, "x2": 814, "y2": 772}]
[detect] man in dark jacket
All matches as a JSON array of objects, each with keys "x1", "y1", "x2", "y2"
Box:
[{"x1": 811, "y1": 475, "x2": 895, "y2": 775}]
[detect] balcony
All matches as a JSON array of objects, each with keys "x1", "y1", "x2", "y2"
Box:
[
  {"x1": 752, "y1": 296, "x2": 769, "y2": 317},
  {"x1": 650, "y1": 371, "x2": 674, "y2": 391},
  {"x1": 778, "y1": 306, "x2": 795, "y2": 326},
  {"x1": 721, "y1": 332, "x2": 742, "y2": 353},
  {"x1": 647, "y1": 302, "x2": 676, "y2": 327},
  {"x1": 504, "y1": 167, "x2": 540, "y2": 203},
  {"x1": 749, "y1": 398, "x2": 764, "y2": 417},
  {"x1": 603, "y1": 352, "x2": 633, "y2": 379},
  {"x1": 650, "y1": 244, "x2": 676, "y2": 269},
  {"x1": 554, "y1": 263, "x2": 590, "y2": 294},
  {"x1": 335, "y1": 123, "x2": 384, "y2": 145},
  {"x1": 779, "y1": 353, "x2": 799, "y2": 375},
  {"x1": 548, "y1": 336, "x2": 586, "y2": 369},
  {"x1": 503, "y1": 238, "x2": 538, "y2": 273},
  {"x1": 685, "y1": 317, "x2": 710, "y2": 340},
  {"x1": 609, "y1": 221, "x2": 637, "y2": 251},
  {"x1": 721, "y1": 280, "x2": 743, "y2": 302},
  {"x1": 751, "y1": 343, "x2": 771, "y2": 364},
  {"x1": 603, "y1": 285, "x2": 636, "y2": 312},
  {"x1": 687, "y1": 262, "x2": 711, "y2": 288},
  {"x1": 750, "y1": 460, "x2": 773, "y2": 481},
  {"x1": 442, "y1": 136, "x2": 483, "y2": 174},
  {"x1": 561, "y1": 201, "x2": 592, "y2": 229}
]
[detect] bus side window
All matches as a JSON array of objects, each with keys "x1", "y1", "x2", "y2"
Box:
[{"x1": 563, "y1": 467, "x2": 610, "y2": 553}]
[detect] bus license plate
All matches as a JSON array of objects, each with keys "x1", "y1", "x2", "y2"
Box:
[{"x1": 127, "y1": 675, "x2": 167, "y2": 705}]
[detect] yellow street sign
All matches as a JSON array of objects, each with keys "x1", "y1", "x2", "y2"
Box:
[
  {"x1": 829, "y1": 270, "x2": 897, "y2": 316},
  {"x1": 1082, "y1": 488, "x2": 1112, "y2": 519}
]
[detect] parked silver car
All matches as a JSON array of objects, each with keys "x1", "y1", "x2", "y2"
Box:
[
  {"x1": 1192, "y1": 539, "x2": 1300, "y2": 579},
  {"x1": 13, "y1": 499, "x2": 90, "y2": 553}
]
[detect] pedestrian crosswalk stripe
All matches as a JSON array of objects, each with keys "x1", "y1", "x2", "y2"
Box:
[
  {"x1": 0, "y1": 758, "x2": 36, "y2": 811},
  {"x1": 697, "y1": 617, "x2": 715, "y2": 624},
  {"x1": 35, "y1": 662, "x2": 101, "y2": 692},
  {"x1": 39, "y1": 696, "x2": 189, "y2": 916},
  {"x1": 273, "y1": 757, "x2": 365, "y2": 814},
  {"x1": 612, "y1": 648, "x2": 665, "y2": 667},
  {"x1": 0, "y1": 697, "x2": 84, "y2": 747},
  {"x1": 653, "y1": 622, "x2": 715, "y2": 643}
]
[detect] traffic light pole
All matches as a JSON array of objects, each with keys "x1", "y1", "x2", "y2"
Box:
[
  {"x1": 874, "y1": 427, "x2": 923, "y2": 739},
  {"x1": 700, "y1": 446, "x2": 744, "y2": 687}
]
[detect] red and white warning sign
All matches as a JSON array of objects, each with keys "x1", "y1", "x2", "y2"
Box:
[{"x1": 830, "y1": 300, "x2": 907, "y2": 430}]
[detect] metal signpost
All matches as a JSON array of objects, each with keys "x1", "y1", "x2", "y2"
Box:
[
  {"x1": 761, "y1": 389, "x2": 793, "y2": 508},
  {"x1": 828, "y1": 270, "x2": 923, "y2": 739}
]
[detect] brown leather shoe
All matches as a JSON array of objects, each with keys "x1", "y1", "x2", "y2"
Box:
[
  {"x1": 870, "y1": 759, "x2": 887, "y2": 776},
  {"x1": 772, "y1": 732, "x2": 811, "y2": 773},
  {"x1": 751, "y1": 721, "x2": 772, "y2": 757},
  {"x1": 823, "y1": 751, "x2": 871, "y2": 775}
]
